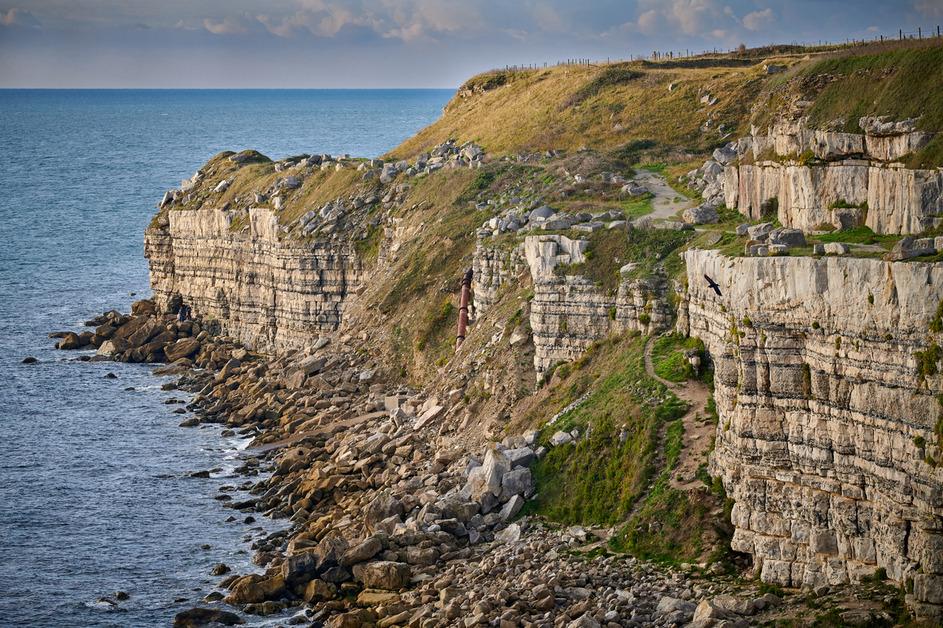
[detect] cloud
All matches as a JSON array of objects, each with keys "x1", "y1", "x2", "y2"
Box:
[
  {"x1": 1, "y1": 7, "x2": 40, "y2": 28},
  {"x1": 626, "y1": 0, "x2": 740, "y2": 40},
  {"x1": 531, "y1": 4, "x2": 564, "y2": 33},
  {"x1": 636, "y1": 9, "x2": 661, "y2": 34},
  {"x1": 742, "y1": 8, "x2": 774, "y2": 31},
  {"x1": 202, "y1": 15, "x2": 250, "y2": 35}
]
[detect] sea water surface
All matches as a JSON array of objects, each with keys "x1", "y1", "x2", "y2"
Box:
[{"x1": 0, "y1": 89, "x2": 452, "y2": 626}]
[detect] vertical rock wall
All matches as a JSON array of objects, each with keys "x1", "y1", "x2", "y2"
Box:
[
  {"x1": 145, "y1": 207, "x2": 363, "y2": 353},
  {"x1": 471, "y1": 235, "x2": 673, "y2": 379},
  {"x1": 684, "y1": 248, "x2": 943, "y2": 620},
  {"x1": 724, "y1": 120, "x2": 943, "y2": 234}
]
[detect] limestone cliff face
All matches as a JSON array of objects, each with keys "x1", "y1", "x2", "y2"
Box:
[
  {"x1": 683, "y1": 249, "x2": 943, "y2": 618},
  {"x1": 473, "y1": 235, "x2": 673, "y2": 378},
  {"x1": 471, "y1": 243, "x2": 526, "y2": 314},
  {"x1": 145, "y1": 207, "x2": 363, "y2": 353},
  {"x1": 723, "y1": 119, "x2": 942, "y2": 234}
]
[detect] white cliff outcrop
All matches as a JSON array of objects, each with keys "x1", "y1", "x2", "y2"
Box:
[
  {"x1": 683, "y1": 248, "x2": 943, "y2": 619},
  {"x1": 473, "y1": 235, "x2": 674, "y2": 377},
  {"x1": 146, "y1": 207, "x2": 363, "y2": 353},
  {"x1": 691, "y1": 117, "x2": 942, "y2": 234}
]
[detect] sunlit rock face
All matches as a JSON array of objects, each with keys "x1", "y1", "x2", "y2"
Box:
[
  {"x1": 719, "y1": 118, "x2": 942, "y2": 234},
  {"x1": 473, "y1": 235, "x2": 673, "y2": 379},
  {"x1": 683, "y1": 248, "x2": 943, "y2": 620},
  {"x1": 146, "y1": 207, "x2": 363, "y2": 353}
]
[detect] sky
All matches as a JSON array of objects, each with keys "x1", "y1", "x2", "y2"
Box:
[{"x1": 0, "y1": 0, "x2": 941, "y2": 88}]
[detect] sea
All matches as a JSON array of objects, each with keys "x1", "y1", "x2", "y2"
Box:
[{"x1": 0, "y1": 89, "x2": 453, "y2": 627}]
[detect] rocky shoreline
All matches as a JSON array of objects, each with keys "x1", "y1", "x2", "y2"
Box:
[{"x1": 50, "y1": 300, "x2": 913, "y2": 628}]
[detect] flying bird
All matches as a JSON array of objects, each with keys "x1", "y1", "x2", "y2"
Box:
[{"x1": 704, "y1": 274, "x2": 722, "y2": 296}]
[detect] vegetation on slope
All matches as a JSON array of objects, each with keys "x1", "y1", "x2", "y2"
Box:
[
  {"x1": 391, "y1": 59, "x2": 766, "y2": 159},
  {"x1": 750, "y1": 42, "x2": 943, "y2": 166},
  {"x1": 651, "y1": 333, "x2": 706, "y2": 383},
  {"x1": 522, "y1": 333, "x2": 687, "y2": 525}
]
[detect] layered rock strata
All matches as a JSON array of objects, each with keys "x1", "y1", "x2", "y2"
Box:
[
  {"x1": 521, "y1": 235, "x2": 672, "y2": 377},
  {"x1": 718, "y1": 118, "x2": 942, "y2": 234},
  {"x1": 146, "y1": 207, "x2": 363, "y2": 353},
  {"x1": 471, "y1": 243, "x2": 526, "y2": 313},
  {"x1": 683, "y1": 248, "x2": 943, "y2": 619}
]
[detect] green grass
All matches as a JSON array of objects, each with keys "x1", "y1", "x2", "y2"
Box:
[
  {"x1": 416, "y1": 298, "x2": 456, "y2": 351},
  {"x1": 564, "y1": 65, "x2": 643, "y2": 108},
  {"x1": 639, "y1": 162, "x2": 667, "y2": 174},
  {"x1": 622, "y1": 193, "x2": 655, "y2": 219},
  {"x1": 651, "y1": 334, "x2": 706, "y2": 383},
  {"x1": 813, "y1": 226, "x2": 899, "y2": 248},
  {"x1": 354, "y1": 223, "x2": 383, "y2": 263},
  {"x1": 560, "y1": 226, "x2": 695, "y2": 294},
  {"x1": 609, "y1": 419, "x2": 714, "y2": 564},
  {"x1": 801, "y1": 45, "x2": 943, "y2": 135},
  {"x1": 525, "y1": 334, "x2": 688, "y2": 525}
]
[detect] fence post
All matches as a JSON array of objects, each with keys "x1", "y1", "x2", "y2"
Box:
[
  {"x1": 919, "y1": 27, "x2": 922, "y2": 39},
  {"x1": 899, "y1": 29, "x2": 903, "y2": 40}
]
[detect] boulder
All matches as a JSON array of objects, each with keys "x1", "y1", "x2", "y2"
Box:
[
  {"x1": 364, "y1": 492, "x2": 404, "y2": 533},
  {"x1": 463, "y1": 448, "x2": 510, "y2": 501},
  {"x1": 303, "y1": 579, "x2": 337, "y2": 602},
  {"x1": 224, "y1": 573, "x2": 285, "y2": 605},
  {"x1": 655, "y1": 596, "x2": 696, "y2": 623},
  {"x1": 57, "y1": 332, "x2": 81, "y2": 350},
  {"x1": 165, "y1": 338, "x2": 201, "y2": 362},
  {"x1": 281, "y1": 551, "x2": 319, "y2": 585},
  {"x1": 296, "y1": 355, "x2": 327, "y2": 376},
  {"x1": 494, "y1": 523, "x2": 522, "y2": 544},
  {"x1": 824, "y1": 242, "x2": 849, "y2": 255},
  {"x1": 888, "y1": 236, "x2": 925, "y2": 260},
  {"x1": 499, "y1": 495, "x2": 525, "y2": 521},
  {"x1": 173, "y1": 608, "x2": 244, "y2": 627},
  {"x1": 357, "y1": 561, "x2": 410, "y2": 590},
  {"x1": 504, "y1": 447, "x2": 535, "y2": 468},
  {"x1": 500, "y1": 467, "x2": 533, "y2": 500},
  {"x1": 747, "y1": 222, "x2": 774, "y2": 241},
  {"x1": 341, "y1": 536, "x2": 383, "y2": 566},
  {"x1": 768, "y1": 227, "x2": 806, "y2": 248},
  {"x1": 712, "y1": 145, "x2": 738, "y2": 165},
  {"x1": 682, "y1": 204, "x2": 719, "y2": 225},
  {"x1": 127, "y1": 319, "x2": 162, "y2": 348},
  {"x1": 549, "y1": 431, "x2": 573, "y2": 447}
]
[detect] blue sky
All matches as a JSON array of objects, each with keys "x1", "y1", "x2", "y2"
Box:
[{"x1": 1, "y1": 1, "x2": 941, "y2": 87}]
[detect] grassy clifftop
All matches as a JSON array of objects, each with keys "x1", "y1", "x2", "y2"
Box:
[
  {"x1": 391, "y1": 60, "x2": 762, "y2": 159},
  {"x1": 392, "y1": 40, "x2": 943, "y2": 161}
]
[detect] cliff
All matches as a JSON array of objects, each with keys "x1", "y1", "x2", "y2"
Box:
[
  {"x1": 146, "y1": 208, "x2": 363, "y2": 353},
  {"x1": 683, "y1": 249, "x2": 943, "y2": 617},
  {"x1": 721, "y1": 119, "x2": 943, "y2": 234},
  {"x1": 141, "y1": 39, "x2": 943, "y2": 623}
]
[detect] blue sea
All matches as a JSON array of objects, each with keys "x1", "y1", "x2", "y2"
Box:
[{"x1": 0, "y1": 89, "x2": 452, "y2": 626}]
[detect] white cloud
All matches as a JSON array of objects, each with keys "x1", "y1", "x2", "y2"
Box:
[
  {"x1": 631, "y1": 0, "x2": 737, "y2": 39},
  {"x1": 1, "y1": 7, "x2": 41, "y2": 28},
  {"x1": 742, "y1": 8, "x2": 774, "y2": 31},
  {"x1": 636, "y1": 9, "x2": 661, "y2": 34},
  {"x1": 202, "y1": 15, "x2": 249, "y2": 35}
]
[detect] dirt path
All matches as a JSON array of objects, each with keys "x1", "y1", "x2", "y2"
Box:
[
  {"x1": 642, "y1": 336, "x2": 713, "y2": 491},
  {"x1": 635, "y1": 170, "x2": 694, "y2": 221}
]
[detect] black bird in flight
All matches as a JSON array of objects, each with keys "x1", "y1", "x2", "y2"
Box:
[{"x1": 704, "y1": 274, "x2": 722, "y2": 296}]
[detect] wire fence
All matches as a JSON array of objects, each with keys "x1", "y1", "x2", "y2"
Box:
[{"x1": 494, "y1": 24, "x2": 943, "y2": 73}]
